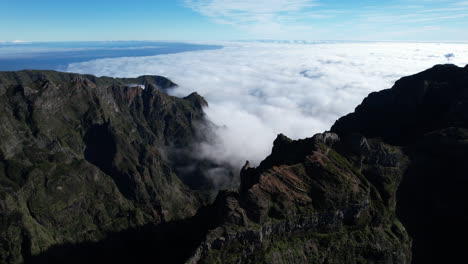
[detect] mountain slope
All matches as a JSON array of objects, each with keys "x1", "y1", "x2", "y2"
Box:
[
  {"x1": 2, "y1": 64, "x2": 467, "y2": 264},
  {"x1": 187, "y1": 134, "x2": 412, "y2": 264},
  {"x1": 332, "y1": 64, "x2": 468, "y2": 263},
  {"x1": 186, "y1": 64, "x2": 468, "y2": 264},
  {"x1": 0, "y1": 70, "x2": 207, "y2": 263}
]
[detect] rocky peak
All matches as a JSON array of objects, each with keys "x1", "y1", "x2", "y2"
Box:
[
  {"x1": 0, "y1": 70, "x2": 208, "y2": 263},
  {"x1": 331, "y1": 64, "x2": 468, "y2": 145},
  {"x1": 184, "y1": 92, "x2": 209, "y2": 108},
  {"x1": 331, "y1": 64, "x2": 468, "y2": 263},
  {"x1": 2, "y1": 64, "x2": 468, "y2": 264},
  {"x1": 185, "y1": 64, "x2": 468, "y2": 264}
]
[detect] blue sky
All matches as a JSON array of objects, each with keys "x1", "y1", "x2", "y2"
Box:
[{"x1": 1, "y1": 0, "x2": 468, "y2": 41}]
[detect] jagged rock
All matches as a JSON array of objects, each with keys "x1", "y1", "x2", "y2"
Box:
[
  {"x1": 241, "y1": 160, "x2": 250, "y2": 171},
  {"x1": 240, "y1": 161, "x2": 260, "y2": 193},
  {"x1": 2, "y1": 64, "x2": 468, "y2": 264},
  {"x1": 342, "y1": 133, "x2": 371, "y2": 155},
  {"x1": 0, "y1": 70, "x2": 207, "y2": 263},
  {"x1": 331, "y1": 64, "x2": 468, "y2": 145},
  {"x1": 186, "y1": 64, "x2": 468, "y2": 264},
  {"x1": 186, "y1": 131, "x2": 411, "y2": 264},
  {"x1": 331, "y1": 64, "x2": 468, "y2": 264},
  {"x1": 313, "y1": 131, "x2": 340, "y2": 146},
  {"x1": 184, "y1": 92, "x2": 209, "y2": 109}
]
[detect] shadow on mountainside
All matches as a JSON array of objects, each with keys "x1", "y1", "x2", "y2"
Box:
[
  {"x1": 27, "y1": 205, "x2": 219, "y2": 264},
  {"x1": 332, "y1": 64, "x2": 468, "y2": 264},
  {"x1": 396, "y1": 128, "x2": 468, "y2": 264}
]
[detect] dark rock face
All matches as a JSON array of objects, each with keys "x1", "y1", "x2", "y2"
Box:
[
  {"x1": 188, "y1": 133, "x2": 412, "y2": 264},
  {"x1": 2, "y1": 64, "x2": 467, "y2": 264},
  {"x1": 0, "y1": 70, "x2": 207, "y2": 263},
  {"x1": 332, "y1": 64, "x2": 468, "y2": 264},
  {"x1": 331, "y1": 64, "x2": 468, "y2": 145},
  {"x1": 186, "y1": 64, "x2": 468, "y2": 264}
]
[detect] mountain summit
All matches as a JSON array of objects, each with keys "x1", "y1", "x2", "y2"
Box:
[
  {"x1": 1, "y1": 65, "x2": 468, "y2": 264},
  {"x1": 186, "y1": 64, "x2": 468, "y2": 264},
  {"x1": 0, "y1": 70, "x2": 207, "y2": 263}
]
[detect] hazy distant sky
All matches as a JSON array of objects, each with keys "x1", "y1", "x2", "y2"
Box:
[{"x1": 1, "y1": 0, "x2": 468, "y2": 41}]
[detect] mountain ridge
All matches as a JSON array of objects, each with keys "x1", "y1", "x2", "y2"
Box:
[
  {"x1": 0, "y1": 70, "x2": 207, "y2": 263},
  {"x1": 185, "y1": 64, "x2": 468, "y2": 264},
  {"x1": 1, "y1": 64, "x2": 468, "y2": 263}
]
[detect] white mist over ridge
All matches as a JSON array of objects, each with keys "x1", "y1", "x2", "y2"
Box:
[{"x1": 67, "y1": 42, "x2": 468, "y2": 170}]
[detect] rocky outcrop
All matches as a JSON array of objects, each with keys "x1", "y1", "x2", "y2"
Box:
[
  {"x1": 188, "y1": 132, "x2": 411, "y2": 264},
  {"x1": 332, "y1": 64, "x2": 468, "y2": 264},
  {"x1": 186, "y1": 64, "x2": 468, "y2": 264},
  {"x1": 331, "y1": 64, "x2": 468, "y2": 145},
  {"x1": 0, "y1": 70, "x2": 207, "y2": 263},
  {"x1": 2, "y1": 64, "x2": 467, "y2": 264}
]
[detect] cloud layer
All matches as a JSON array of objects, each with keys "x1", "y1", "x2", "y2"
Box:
[
  {"x1": 183, "y1": 0, "x2": 320, "y2": 38},
  {"x1": 67, "y1": 42, "x2": 468, "y2": 171},
  {"x1": 180, "y1": 1, "x2": 468, "y2": 40},
  {"x1": 184, "y1": 0, "x2": 315, "y2": 15}
]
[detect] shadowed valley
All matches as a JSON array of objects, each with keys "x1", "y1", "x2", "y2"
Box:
[{"x1": 1, "y1": 65, "x2": 468, "y2": 264}]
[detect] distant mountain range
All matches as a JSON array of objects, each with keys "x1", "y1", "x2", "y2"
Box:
[{"x1": 1, "y1": 64, "x2": 467, "y2": 264}]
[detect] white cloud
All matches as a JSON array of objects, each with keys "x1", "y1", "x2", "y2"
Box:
[
  {"x1": 184, "y1": 0, "x2": 316, "y2": 18},
  {"x1": 67, "y1": 42, "x2": 468, "y2": 172},
  {"x1": 183, "y1": 0, "x2": 317, "y2": 36},
  {"x1": 0, "y1": 40, "x2": 30, "y2": 44},
  {"x1": 180, "y1": 1, "x2": 468, "y2": 40}
]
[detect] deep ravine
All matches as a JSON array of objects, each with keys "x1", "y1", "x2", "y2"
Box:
[{"x1": 1, "y1": 64, "x2": 468, "y2": 264}]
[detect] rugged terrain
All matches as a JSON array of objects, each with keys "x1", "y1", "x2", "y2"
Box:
[
  {"x1": 187, "y1": 133, "x2": 412, "y2": 263},
  {"x1": 332, "y1": 64, "x2": 468, "y2": 263},
  {"x1": 1, "y1": 64, "x2": 467, "y2": 264},
  {"x1": 0, "y1": 70, "x2": 209, "y2": 263},
  {"x1": 186, "y1": 64, "x2": 468, "y2": 264}
]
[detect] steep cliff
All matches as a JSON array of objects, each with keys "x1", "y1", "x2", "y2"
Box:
[
  {"x1": 332, "y1": 64, "x2": 468, "y2": 264},
  {"x1": 186, "y1": 64, "x2": 468, "y2": 264},
  {"x1": 2, "y1": 64, "x2": 467, "y2": 264},
  {"x1": 187, "y1": 133, "x2": 412, "y2": 264},
  {"x1": 0, "y1": 70, "x2": 207, "y2": 263}
]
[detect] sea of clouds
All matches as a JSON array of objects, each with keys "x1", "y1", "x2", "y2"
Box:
[{"x1": 67, "y1": 41, "x2": 468, "y2": 173}]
